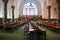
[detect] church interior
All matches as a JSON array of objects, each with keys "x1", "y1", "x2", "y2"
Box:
[{"x1": 0, "y1": 0, "x2": 60, "y2": 40}]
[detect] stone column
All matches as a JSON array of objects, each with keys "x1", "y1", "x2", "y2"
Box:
[
  {"x1": 56, "y1": 0, "x2": 60, "y2": 24},
  {"x1": 58, "y1": 4, "x2": 60, "y2": 24},
  {"x1": 11, "y1": 6, "x2": 15, "y2": 22},
  {"x1": 47, "y1": 6, "x2": 51, "y2": 22},
  {"x1": 2, "y1": 0, "x2": 8, "y2": 23}
]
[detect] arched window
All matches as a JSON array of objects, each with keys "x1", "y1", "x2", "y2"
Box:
[{"x1": 23, "y1": 2, "x2": 38, "y2": 16}]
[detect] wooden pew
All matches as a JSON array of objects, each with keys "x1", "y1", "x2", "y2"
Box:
[
  {"x1": 24, "y1": 25, "x2": 29, "y2": 35},
  {"x1": 30, "y1": 22, "x2": 46, "y2": 35},
  {"x1": 2, "y1": 23, "x2": 15, "y2": 32},
  {"x1": 2, "y1": 22, "x2": 24, "y2": 32},
  {"x1": 0, "y1": 18, "x2": 3, "y2": 29},
  {"x1": 38, "y1": 22, "x2": 60, "y2": 31},
  {"x1": 25, "y1": 22, "x2": 46, "y2": 40},
  {"x1": 0, "y1": 23, "x2": 3, "y2": 29}
]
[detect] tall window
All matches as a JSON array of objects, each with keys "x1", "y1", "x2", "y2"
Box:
[{"x1": 23, "y1": 2, "x2": 38, "y2": 16}]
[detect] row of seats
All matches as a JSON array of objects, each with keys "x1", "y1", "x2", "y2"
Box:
[
  {"x1": 30, "y1": 22, "x2": 46, "y2": 32},
  {"x1": 38, "y1": 22, "x2": 60, "y2": 31},
  {"x1": 0, "y1": 22, "x2": 24, "y2": 32},
  {"x1": 24, "y1": 22, "x2": 46, "y2": 40},
  {"x1": 0, "y1": 22, "x2": 3, "y2": 29}
]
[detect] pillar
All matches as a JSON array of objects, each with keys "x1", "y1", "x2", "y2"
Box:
[
  {"x1": 56, "y1": 0, "x2": 60, "y2": 24},
  {"x1": 47, "y1": 6, "x2": 51, "y2": 22},
  {"x1": 2, "y1": 0, "x2": 8, "y2": 23},
  {"x1": 11, "y1": 6, "x2": 15, "y2": 22}
]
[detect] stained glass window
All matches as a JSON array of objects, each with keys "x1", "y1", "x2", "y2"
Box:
[{"x1": 23, "y1": 2, "x2": 38, "y2": 15}]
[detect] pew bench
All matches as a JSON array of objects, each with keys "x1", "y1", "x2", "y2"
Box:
[
  {"x1": 25, "y1": 22, "x2": 46, "y2": 40},
  {"x1": 38, "y1": 22, "x2": 60, "y2": 32},
  {"x1": 2, "y1": 22, "x2": 22, "y2": 32}
]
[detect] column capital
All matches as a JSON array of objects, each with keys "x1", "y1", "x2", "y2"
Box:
[
  {"x1": 11, "y1": 6, "x2": 15, "y2": 9},
  {"x1": 2, "y1": 0, "x2": 8, "y2": 3},
  {"x1": 47, "y1": 6, "x2": 51, "y2": 9},
  {"x1": 56, "y1": 0, "x2": 60, "y2": 3}
]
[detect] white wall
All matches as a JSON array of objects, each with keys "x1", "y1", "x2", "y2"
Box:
[
  {"x1": 38, "y1": 0, "x2": 44, "y2": 18},
  {"x1": 0, "y1": 0, "x2": 4, "y2": 18}
]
